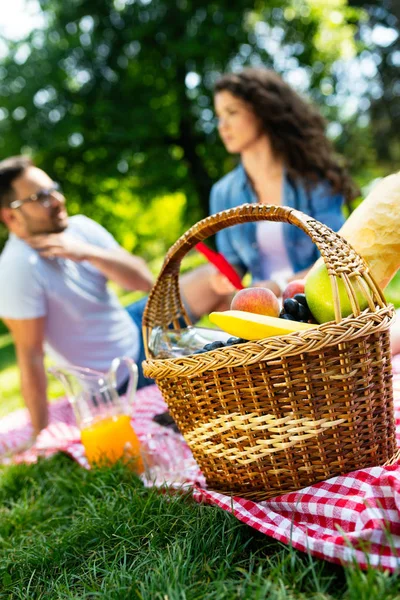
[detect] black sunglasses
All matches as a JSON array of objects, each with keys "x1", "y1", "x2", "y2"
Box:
[{"x1": 10, "y1": 182, "x2": 62, "y2": 210}]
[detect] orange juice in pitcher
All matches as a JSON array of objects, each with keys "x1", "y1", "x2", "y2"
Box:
[
  {"x1": 49, "y1": 357, "x2": 143, "y2": 471},
  {"x1": 81, "y1": 414, "x2": 144, "y2": 471}
]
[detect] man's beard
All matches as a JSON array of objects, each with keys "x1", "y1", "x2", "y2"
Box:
[
  {"x1": 50, "y1": 221, "x2": 68, "y2": 234},
  {"x1": 24, "y1": 209, "x2": 68, "y2": 235}
]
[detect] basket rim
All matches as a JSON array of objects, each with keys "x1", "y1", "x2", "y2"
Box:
[{"x1": 143, "y1": 304, "x2": 394, "y2": 380}]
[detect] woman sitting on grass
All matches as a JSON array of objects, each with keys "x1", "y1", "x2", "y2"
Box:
[{"x1": 209, "y1": 67, "x2": 358, "y2": 297}]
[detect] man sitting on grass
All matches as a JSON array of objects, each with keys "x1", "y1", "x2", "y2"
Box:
[{"x1": 0, "y1": 156, "x2": 232, "y2": 439}]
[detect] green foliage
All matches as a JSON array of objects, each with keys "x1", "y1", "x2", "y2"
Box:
[
  {"x1": 0, "y1": 0, "x2": 372, "y2": 255},
  {"x1": 347, "y1": 0, "x2": 400, "y2": 169},
  {"x1": 83, "y1": 177, "x2": 188, "y2": 261},
  {"x1": 0, "y1": 0, "x2": 258, "y2": 225}
]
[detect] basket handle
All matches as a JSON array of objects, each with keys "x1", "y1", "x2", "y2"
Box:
[{"x1": 142, "y1": 203, "x2": 386, "y2": 355}]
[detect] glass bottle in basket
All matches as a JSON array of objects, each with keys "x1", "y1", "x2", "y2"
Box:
[
  {"x1": 49, "y1": 357, "x2": 143, "y2": 471},
  {"x1": 148, "y1": 325, "x2": 231, "y2": 359}
]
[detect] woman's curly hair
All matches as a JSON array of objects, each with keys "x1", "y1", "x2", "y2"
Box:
[{"x1": 214, "y1": 68, "x2": 358, "y2": 205}]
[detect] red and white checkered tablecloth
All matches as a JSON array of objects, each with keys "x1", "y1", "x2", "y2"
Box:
[{"x1": 2, "y1": 356, "x2": 400, "y2": 572}]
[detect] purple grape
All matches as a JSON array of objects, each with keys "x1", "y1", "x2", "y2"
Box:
[
  {"x1": 209, "y1": 341, "x2": 226, "y2": 350},
  {"x1": 293, "y1": 293, "x2": 308, "y2": 307},
  {"x1": 283, "y1": 298, "x2": 299, "y2": 316},
  {"x1": 203, "y1": 340, "x2": 226, "y2": 352},
  {"x1": 227, "y1": 336, "x2": 241, "y2": 345},
  {"x1": 281, "y1": 313, "x2": 297, "y2": 321},
  {"x1": 297, "y1": 304, "x2": 309, "y2": 321}
]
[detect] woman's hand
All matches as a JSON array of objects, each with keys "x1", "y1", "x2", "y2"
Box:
[{"x1": 209, "y1": 271, "x2": 238, "y2": 295}]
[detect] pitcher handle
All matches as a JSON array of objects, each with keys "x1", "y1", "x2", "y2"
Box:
[{"x1": 110, "y1": 356, "x2": 139, "y2": 407}]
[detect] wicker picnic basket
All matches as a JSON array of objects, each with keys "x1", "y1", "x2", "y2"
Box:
[{"x1": 142, "y1": 204, "x2": 397, "y2": 500}]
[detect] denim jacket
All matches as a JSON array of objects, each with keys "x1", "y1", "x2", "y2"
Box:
[{"x1": 209, "y1": 164, "x2": 345, "y2": 282}]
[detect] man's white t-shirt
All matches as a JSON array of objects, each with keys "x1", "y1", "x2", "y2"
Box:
[{"x1": 0, "y1": 215, "x2": 140, "y2": 372}]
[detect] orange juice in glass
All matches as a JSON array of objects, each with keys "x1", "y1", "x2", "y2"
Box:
[{"x1": 49, "y1": 357, "x2": 143, "y2": 471}]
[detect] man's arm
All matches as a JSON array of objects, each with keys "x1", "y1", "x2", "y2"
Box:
[
  {"x1": 26, "y1": 234, "x2": 154, "y2": 292},
  {"x1": 3, "y1": 317, "x2": 48, "y2": 435},
  {"x1": 82, "y1": 245, "x2": 153, "y2": 292}
]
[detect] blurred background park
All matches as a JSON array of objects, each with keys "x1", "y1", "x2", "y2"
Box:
[{"x1": 0, "y1": 0, "x2": 399, "y2": 411}]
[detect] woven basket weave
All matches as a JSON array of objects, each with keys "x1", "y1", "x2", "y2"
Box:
[{"x1": 142, "y1": 204, "x2": 396, "y2": 500}]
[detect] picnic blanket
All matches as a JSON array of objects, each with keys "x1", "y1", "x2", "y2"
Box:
[{"x1": 2, "y1": 356, "x2": 400, "y2": 572}]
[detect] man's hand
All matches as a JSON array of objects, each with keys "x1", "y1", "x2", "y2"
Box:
[{"x1": 26, "y1": 233, "x2": 92, "y2": 262}]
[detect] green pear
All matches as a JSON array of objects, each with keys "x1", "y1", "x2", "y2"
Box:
[{"x1": 305, "y1": 261, "x2": 368, "y2": 324}]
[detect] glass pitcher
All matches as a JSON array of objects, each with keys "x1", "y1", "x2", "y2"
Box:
[{"x1": 49, "y1": 357, "x2": 143, "y2": 471}]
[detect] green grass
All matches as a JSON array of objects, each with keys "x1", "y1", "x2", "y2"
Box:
[{"x1": 1, "y1": 454, "x2": 400, "y2": 599}]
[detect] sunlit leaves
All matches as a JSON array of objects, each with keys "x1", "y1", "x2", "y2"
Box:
[{"x1": 304, "y1": 0, "x2": 363, "y2": 60}]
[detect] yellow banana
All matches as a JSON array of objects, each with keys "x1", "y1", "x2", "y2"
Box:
[{"x1": 209, "y1": 310, "x2": 317, "y2": 340}]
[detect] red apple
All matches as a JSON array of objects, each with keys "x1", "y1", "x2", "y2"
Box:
[
  {"x1": 230, "y1": 287, "x2": 280, "y2": 318},
  {"x1": 282, "y1": 279, "x2": 305, "y2": 302}
]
